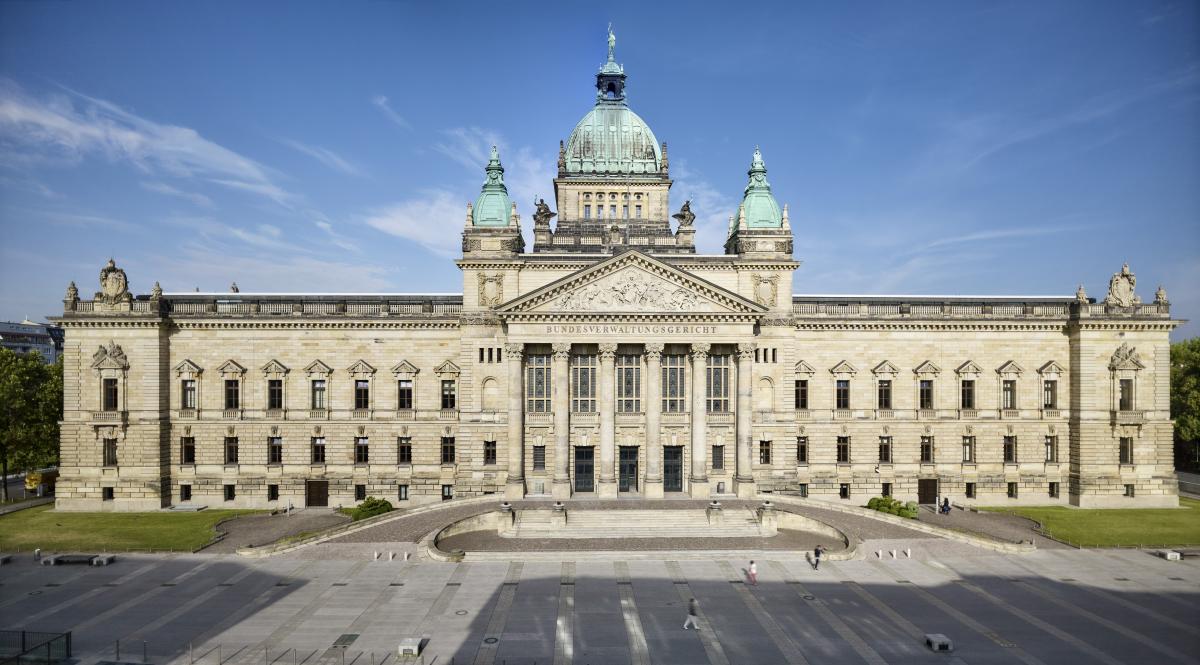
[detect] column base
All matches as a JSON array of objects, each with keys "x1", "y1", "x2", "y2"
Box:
[
  {"x1": 643, "y1": 478, "x2": 664, "y2": 499},
  {"x1": 504, "y1": 480, "x2": 526, "y2": 499},
  {"x1": 551, "y1": 478, "x2": 572, "y2": 500},
  {"x1": 688, "y1": 477, "x2": 710, "y2": 499},
  {"x1": 735, "y1": 476, "x2": 757, "y2": 498},
  {"x1": 597, "y1": 479, "x2": 618, "y2": 499}
]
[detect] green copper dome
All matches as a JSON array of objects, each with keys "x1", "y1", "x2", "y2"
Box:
[
  {"x1": 562, "y1": 27, "x2": 662, "y2": 176},
  {"x1": 472, "y1": 146, "x2": 511, "y2": 227},
  {"x1": 738, "y1": 148, "x2": 782, "y2": 228}
]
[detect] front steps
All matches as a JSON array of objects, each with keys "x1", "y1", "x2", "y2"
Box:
[{"x1": 506, "y1": 508, "x2": 764, "y2": 539}]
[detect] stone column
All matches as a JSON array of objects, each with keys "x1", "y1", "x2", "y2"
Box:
[
  {"x1": 551, "y1": 343, "x2": 572, "y2": 499},
  {"x1": 689, "y1": 343, "x2": 711, "y2": 498},
  {"x1": 643, "y1": 343, "x2": 664, "y2": 499},
  {"x1": 735, "y1": 343, "x2": 756, "y2": 497},
  {"x1": 504, "y1": 343, "x2": 525, "y2": 499},
  {"x1": 597, "y1": 342, "x2": 618, "y2": 498}
]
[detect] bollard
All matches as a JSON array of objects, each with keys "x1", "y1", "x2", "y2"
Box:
[
  {"x1": 891, "y1": 549, "x2": 897, "y2": 559},
  {"x1": 34, "y1": 548, "x2": 41, "y2": 561},
  {"x1": 389, "y1": 552, "x2": 395, "y2": 561},
  {"x1": 190, "y1": 642, "x2": 194, "y2": 665},
  {"x1": 905, "y1": 548, "x2": 912, "y2": 558},
  {"x1": 144, "y1": 640, "x2": 148, "y2": 663},
  {"x1": 876, "y1": 550, "x2": 882, "y2": 559},
  {"x1": 374, "y1": 551, "x2": 380, "y2": 561},
  {"x1": 293, "y1": 648, "x2": 296, "y2": 665},
  {"x1": 219, "y1": 644, "x2": 222, "y2": 665},
  {"x1": 404, "y1": 552, "x2": 410, "y2": 561},
  {"x1": 265, "y1": 645, "x2": 268, "y2": 665}
]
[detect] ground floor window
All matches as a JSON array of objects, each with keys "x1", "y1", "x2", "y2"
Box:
[
  {"x1": 224, "y1": 484, "x2": 236, "y2": 501},
  {"x1": 355, "y1": 484, "x2": 366, "y2": 501},
  {"x1": 797, "y1": 437, "x2": 808, "y2": 464},
  {"x1": 712, "y1": 445, "x2": 724, "y2": 470},
  {"x1": 268, "y1": 484, "x2": 279, "y2": 501},
  {"x1": 102, "y1": 487, "x2": 114, "y2": 501},
  {"x1": 1119, "y1": 437, "x2": 1133, "y2": 464},
  {"x1": 484, "y1": 440, "x2": 497, "y2": 465},
  {"x1": 882, "y1": 482, "x2": 892, "y2": 497},
  {"x1": 1124, "y1": 484, "x2": 1135, "y2": 497},
  {"x1": 759, "y1": 441, "x2": 772, "y2": 465},
  {"x1": 839, "y1": 483, "x2": 850, "y2": 499},
  {"x1": 441, "y1": 484, "x2": 453, "y2": 501},
  {"x1": 103, "y1": 438, "x2": 118, "y2": 467},
  {"x1": 441, "y1": 437, "x2": 456, "y2": 464},
  {"x1": 1048, "y1": 482, "x2": 1059, "y2": 498},
  {"x1": 533, "y1": 445, "x2": 546, "y2": 471},
  {"x1": 1007, "y1": 482, "x2": 1018, "y2": 498},
  {"x1": 965, "y1": 482, "x2": 976, "y2": 498},
  {"x1": 180, "y1": 484, "x2": 192, "y2": 502},
  {"x1": 398, "y1": 484, "x2": 409, "y2": 501}
]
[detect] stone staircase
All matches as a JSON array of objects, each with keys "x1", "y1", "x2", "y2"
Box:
[{"x1": 507, "y1": 508, "x2": 764, "y2": 539}]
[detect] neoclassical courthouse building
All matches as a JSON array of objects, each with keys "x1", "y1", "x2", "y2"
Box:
[{"x1": 54, "y1": 35, "x2": 1180, "y2": 511}]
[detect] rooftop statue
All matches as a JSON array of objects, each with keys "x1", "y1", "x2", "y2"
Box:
[
  {"x1": 607, "y1": 24, "x2": 616, "y2": 61},
  {"x1": 1105, "y1": 263, "x2": 1139, "y2": 307},
  {"x1": 672, "y1": 200, "x2": 696, "y2": 227},
  {"x1": 533, "y1": 198, "x2": 557, "y2": 226}
]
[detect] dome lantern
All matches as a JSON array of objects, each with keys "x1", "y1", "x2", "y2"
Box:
[
  {"x1": 471, "y1": 146, "x2": 512, "y2": 227},
  {"x1": 737, "y1": 147, "x2": 783, "y2": 228}
]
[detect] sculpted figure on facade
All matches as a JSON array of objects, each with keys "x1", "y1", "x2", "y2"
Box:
[
  {"x1": 1155, "y1": 285, "x2": 1168, "y2": 304},
  {"x1": 672, "y1": 200, "x2": 695, "y2": 227},
  {"x1": 532, "y1": 198, "x2": 556, "y2": 227},
  {"x1": 555, "y1": 269, "x2": 699, "y2": 312},
  {"x1": 91, "y1": 340, "x2": 129, "y2": 370},
  {"x1": 478, "y1": 273, "x2": 504, "y2": 308},
  {"x1": 1075, "y1": 284, "x2": 1088, "y2": 303},
  {"x1": 1105, "y1": 263, "x2": 1139, "y2": 307},
  {"x1": 1109, "y1": 342, "x2": 1145, "y2": 371},
  {"x1": 96, "y1": 259, "x2": 131, "y2": 305}
]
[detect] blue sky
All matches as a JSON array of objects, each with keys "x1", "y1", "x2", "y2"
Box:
[{"x1": 1, "y1": 1, "x2": 1197, "y2": 337}]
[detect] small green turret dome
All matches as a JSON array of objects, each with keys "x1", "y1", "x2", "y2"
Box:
[
  {"x1": 738, "y1": 148, "x2": 782, "y2": 228},
  {"x1": 472, "y1": 146, "x2": 511, "y2": 227}
]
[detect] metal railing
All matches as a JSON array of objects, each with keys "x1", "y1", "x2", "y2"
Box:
[{"x1": 0, "y1": 630, "x2": 71, "y2": 665}]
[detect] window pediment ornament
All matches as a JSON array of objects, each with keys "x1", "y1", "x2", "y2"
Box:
[
  {"x1": 173, "y1": 359, "x2": 203, "y2": 378},
  {"x1": 872, "y1": 360, "x2": 899, "y2": 376},
  {"x1": 347, "y1": 359, "x2": 377, "y2": 378},
  {"x1": 391, "y1": 360, "x2": 420, "y2": 379},
  {"x1": 829, "y1": 360, "x2": 857, "y2": 377},
  {"x1": 434, "y1": 360, "x2": 461, "y2": 377},
  {"x1": 91, "y1": 340, "x2": 129, "y2": 371},
  {"x1": 1109, "y1": 343, "x2": 1144, "y2": 371},
  {"x1": 1038, "y1": 360, "x2": 1065, "y2": 376},
  {"x1": 996, "y1": 360, "x2": 1024, "y2": 377},
  {"x1": 217, "y1": 359, "x2": 246, "y2": 378},
  {"x1": 956, "y1": 360, "x2": 982, "y2": 377},
  {"x1": 260, "y1": 359, "x2": 289, "y2": 377},
  {"x1": 913, "y1": 360, "x2": 941, "y2": 376},
  {"x1": 304, "y1": 360, "x2": 333, "y2": 378},
  {"x1": 794, "y1": 360, "x2": 816, "y2": 376}
]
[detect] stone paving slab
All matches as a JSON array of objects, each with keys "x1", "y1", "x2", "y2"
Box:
[{"x1": 204, "y1": 510, "x2": 351, "y2": 553}]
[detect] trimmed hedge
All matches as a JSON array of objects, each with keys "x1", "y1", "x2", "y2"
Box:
[
  {"x1": 350, "y1": 496, "x2": 394, "y2": 521},
  {"x1": 866, "y1": 496, "x2": 918, "y2": 519}
]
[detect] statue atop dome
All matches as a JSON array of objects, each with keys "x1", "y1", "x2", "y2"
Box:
[{"x1": 607, "y1": 23, "x2": 616, "y2": 62}]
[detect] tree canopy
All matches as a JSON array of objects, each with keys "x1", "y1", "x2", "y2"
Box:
[
  {"x1": 1171, "y1": 337, "x2": 1200, "y2": 443},
  {"x1": 0, "y1": 348, "x2": 62, "y2": 500}
]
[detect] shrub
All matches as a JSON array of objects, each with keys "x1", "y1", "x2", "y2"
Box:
[
  {"x1": 867, "y1": 497, "x2": 882, "y2": 510},
  {"x1": 351, "y1": 496, "x2": 394, "y2": 521},
  {"x1": 898, "y1": 508, "x2": 918, "y2": 519},
  {"x1": 865, "y1": 495, "x2": 918, "y2": 519}
]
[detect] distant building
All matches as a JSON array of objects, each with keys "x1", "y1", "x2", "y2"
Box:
[{"x1": 0, "y1": 319, "x2": 62, "y2": 363}]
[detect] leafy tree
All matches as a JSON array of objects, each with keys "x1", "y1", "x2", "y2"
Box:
[
  {"x1": 0, "y1": 349, "x2": 62, "y2": 501},
  {"x1": 1172, "y1": 338, "x2": 1200, "y2": 471}
]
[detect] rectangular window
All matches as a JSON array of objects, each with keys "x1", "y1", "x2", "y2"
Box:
[
  {"x1": 965, "y1": 482, "x2": 976, "y2": 498},
  {"x1": 616, "y1": 354, "x2": 641, "y2": 413},
  {"x1": 962, "y1": 436, "x2": 975, "y2": 463},
  {"x1": 398, "y1": 484, "x2": 409, "y2": 501},
  {"x1": 311, "y1": 380, "x2": 326, "y2": 409},
  {"x1": 1007, "y1": 482, "x2": 1018, "y2": 499},
  {"x1": 571, "y1": 354, "x2": 598, "y2": 412},
  {"x1": 484, "y1": 440, "x2": 497, "y2": 465},
  {"x1": 441, "y1": 380, "x2": 457, "y2": 410},
  {"x1": 609, "y1": 204, "x2": 617, "y2": 218},
  {"x1": 268, "y1": 379, "x2": 283, "y2": 410},
  {"x1": 1119, "y1": 437, "x2": 1133, "y2": 464},
  {"x1": 919, "y1": 380, "x2": 934, "y2": 410},
  {"x1": 1002, "y1": 380, "x2": 1017, "y2": 410},
  {"x1": 622, "y1": 204, "x2": 628, "y2": 218},
  {"x1": 102, "y1": 486, "x2": 115, "y2": 501},
  {"x1": 397, "y1": 379, "x2": 413, "y2": 410},
  {"x1": 224, "y1": 379, "x2": 240, "y2": 410},
  {"x1": 584, "y1": 204, "x2": 591, "y2": 219},
  {"x1": 837, "y1": 436, "x2": 850, "y2": 463},
  {"x1": 268, "y1": 436, "x2": 283, "y2": 464},
  {"x1": 712, "y1": 444, "x2": 725, "y2": 470},
  {"x1": 103, "y1": 438, "x2": 118, "y2": 466},
  {"x1": 1043, "y1": 380, "x2": 1057, "y2": 409},
  {"x1": 355, "y1": 484, "x2": 366, "y2": 501},
  {"x1": 1119, "y1": 379, "x2": 1134, "y2": 411},
  {"x1": 882, "y1": 482, "x2": 892, "y2": 497},
  {"x1": 877, "y1": 380, "x2": 892, "y2": 409},
  {"x1": 102, "y1": 378, "x2": 119, "y2": 411},
  {"x1": 836, "y1": 380, "x2": 851, "y2": 410},
  {"x1": 441, "y1": 436, "x2": 456, "y2": 464},
  {"x1": 798, "y1": 483, "x2": 808, "y2": 498},
  {"x1": 1124, "y1": 484, "x2": 1135, "y2": 497},
  {"x1": 707, "y1": 354, "x2": 731, "y2": 412},
  {"x1": 311, "y1": 437, "x2": 326, "y2": 463},
  {"x1": 180, "y1": 484, "x2": 192, "y2": 502},
  {"x1": 794, "y1": 379, "x2": 808, "y2": 409},
  {"x1": 181, "y1": 379, "x2": 197, "y2": 409},
  {"x1": 533, "y1": 445, "x2": 546, "y2": 470},
  {"x1": 960, "y1": 380, "x2": 975, "y2": 409},
  {"x1": 839, "y1": 483, "x2": 851, "y2": 499},
  {"x1": 224, "y1": 484, "x2": 236, "y2": 501},
  {"x1": 662, "y1": 354, "x2": 687, "y2": 413},
  {"x1": 1003, "y1": 436, "x2": 1017, "y2": 463},
  {"x1": 526, "y1": 354, "x2": 551, "y2": 413},
  {"x1": 355, "y1": 380, "x2": 370, "y2": 410},
  {"x1": 920, "y1": 436, "x2": 934, "y2": 463},
  {"x1": 759, "y1": 441, "x2": 772, "y2": 465},
  {"x1": 1044, "y1": 436, "x2": 1057, "y2": 463},
  {"x1": 635, "y1": 204, "x2": 642, "y2": 218},
  {"x1": 796, "y1": 437, "x2": 808, "y2": 464},
  {"x1": 1048, "y1": 482, "x2": 1059, "y2": 498},
  {"x1": 878, "y1": 437, "x2": 892, "y2": 463},
  {"x1": 397, "y1": 437, "x2": 412, "y2": 464},
  {"x1": 181, "y1": 437, "x2": 195, "y2": 464},
  {"x1": 268, "y1": 484, "x2": 279, "y2": 501},
  {"x1": 355, "y1": 437, "x2": 369, "y2": 464},
  {"x1": 224, "y1": 437, "x2": 239, "y2": 464},
  {"x1": 441, "y1": 484, "x2": 453, "y2": 501}
]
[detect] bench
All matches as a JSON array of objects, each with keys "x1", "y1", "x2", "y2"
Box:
[
  {"x1": 41, "y1": 553, "x2": 100, "y2": 566},
  {"x1": 0, "y1": 553, "x2": 12, "y2": 565},
  {"x1": 1175, "y1": 549, "x2": 1200, "y2": 559},
  {"x1": 92, "y1": 554, "x2": 117, "y2": 566},
  {"x1": 397, "y1": 638, "x2": 422, "y2": 656}
]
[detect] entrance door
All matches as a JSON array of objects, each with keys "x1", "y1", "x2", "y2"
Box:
[
  {"x1": 918, "y1": 478, "x2": 938, "y2": 505},
  {"x1": 663, "y1": 446, "x2": 684, "y2": 492},
  {"x1": 574, "y1": 446, "x2": 595, "y2": 493},
  {"x1": 619, "y1": 446, "x2": 639, "y2": 492},
  {"x1": 305, "y1": 480, "x2": 328, "y2": 507}
]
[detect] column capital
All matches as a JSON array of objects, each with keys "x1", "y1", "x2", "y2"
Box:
[
  {"x1": 737, "y1": 343, "x2": 756, "y2": 360},
  {"x1": 552, "y1": 342, "x2": 572, "y2": 360},
  {"x1": 599, "y1": 342, "x2": 618, "y2": 360},
  {"x1": 690, "y1": 342, "x2": 711, "y2": 360},
  {"x1": 504, "y1": 343, "x2": 524, "y2": 359},
  {"x1": 644, "y1": 342, "x2": 664, "y2": 360}
]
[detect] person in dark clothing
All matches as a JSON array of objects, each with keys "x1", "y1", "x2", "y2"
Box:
[
  {"x1": 941, "y1": 497, "x2": 951, "y2": 514},
  {"x1": 813, "y1": 544, "x2": 825, "y2": 570},
  {"x1": 683, "y1": 597, "x2": 700, "y2": 630}
]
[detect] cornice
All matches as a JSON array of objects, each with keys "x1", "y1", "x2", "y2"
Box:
[
  {"x1": 794, "y1": 321, "x2": 1071, "y2": 332},
  {"x1": 169, "y1": 320, "x2": 460, "y2": 331},
  {"x1": 505, "y1": 312, "x2": 760, "y2": 324},
  {"x1": 1070, "y1": 320, "x2": 1182, "y2": 332}
]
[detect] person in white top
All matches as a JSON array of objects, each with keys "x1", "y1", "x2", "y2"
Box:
[{"x1": 748, "y1": 560, "x2": 758, "y2": 586}]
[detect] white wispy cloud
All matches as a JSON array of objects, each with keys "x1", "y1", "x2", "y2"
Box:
[
  {"x1": 279, "y1": 138, "x2": 363, "y2": 176},
  {"x1": 372, "y1": 95, "x2": 411, "y2": 130},
  {"x1": 140, "y1": 180, "x2": 213, "y2": 207},
  {"x1": 363, "y1": 190, "x2": 464, "y2": 258},
  {"x1": 434, "y1": 127, "x2": 502, "y2": 171},
  {"x1": 0, "y1": 176, "x2": 61, "y2": 199},
  {"x1": 672, "y1": 160, "x2": 739, "y2": 253},
  {"x1": 918, "y1": 225, "x2": 1081, "y2": 252}
]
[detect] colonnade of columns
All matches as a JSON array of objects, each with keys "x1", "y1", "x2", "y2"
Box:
[{"x1": 504, "y1": 341, "x2": 757, "y2": 499}]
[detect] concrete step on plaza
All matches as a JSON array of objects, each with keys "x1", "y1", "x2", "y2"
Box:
[{"x1": 509, "y1": 508, "x2": 764, "y2": 539}]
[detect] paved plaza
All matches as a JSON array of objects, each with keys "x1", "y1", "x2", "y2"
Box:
[{"x1": 2, "y1": 540, "x2": 1198, "y2": 665}]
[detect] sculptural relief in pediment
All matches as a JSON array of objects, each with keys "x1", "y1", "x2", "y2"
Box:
[{"x1": 535, "y1": 267, "x2": 723, "y2": 313}]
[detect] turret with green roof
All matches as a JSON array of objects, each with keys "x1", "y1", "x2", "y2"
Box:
[{"x1": 471, "y1": 146, "x2": 512, "y2": 227}]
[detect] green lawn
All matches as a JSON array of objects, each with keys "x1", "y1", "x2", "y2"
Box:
[
  {"x1": 982, "y1": 497, "x2": 1200, "y2": 547},
  {"x1": 0, "y1": 505, "x2": 259, "y2": 552}
]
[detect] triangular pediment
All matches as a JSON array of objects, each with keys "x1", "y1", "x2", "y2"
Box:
[
  {"x1": 794, "y1": 360, "x2": 816, "y2": 376},
  {"x1": 260, "y1": 359, "x2": 289, "y2": 375},
  {"x1": 913, "y1": 360, "x2": 942, "y2": 375},
  {"x1": 996, "y1": 360, "x2": 1025, "y2": 375},
  {"x1": 347, "y1": 359, "x2": 376, "y2": 376},
  {"x1": 391, "y1": 360, "x2": 419, "y2": 377},
  {"x1": 830, "y1": 360, "x2": 858, "y2": 375},
  {"x1": 497, "y1": 251, "x2": 766, "y2": 316},
  {"x1": 217, "y1": 359, "x2": 246, "y2": 376},
  {"x1": 174, "y1": 359, "x2": 203, "y2": 376},
  {"x1": 305, "y1": 360, "x2": 333, "y2": 376},
  {"x1": 956, "y1": 360, "x2": 982, "y2": 375},
  {"x1": 1038, "y1": 360, "x2": 1065, "y2": 375},
  {"x1": 435, "y1": 360, "x2": 461, "y2": 376},
  {"x1": 872, "y1": 360, "x2": 900, "y2": 375},
  {"x1": 1109, "y1": 343, "x2": 1145, "y2": 371}
]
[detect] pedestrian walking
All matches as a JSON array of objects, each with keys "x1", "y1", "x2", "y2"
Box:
[
  {"x1": 748, "y1": 560, "x2": 758, "y2": 586},
  {"x1": 683, "y1": 597, "x2": 700, "y2": 630},
  {"x1": 813, "y1": 544, "x2": 825, "y2": 570}
]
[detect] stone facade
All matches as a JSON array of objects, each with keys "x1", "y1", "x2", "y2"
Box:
[{"x1": 51, "y1": 37, "x2": 1181, "y2": 512}]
